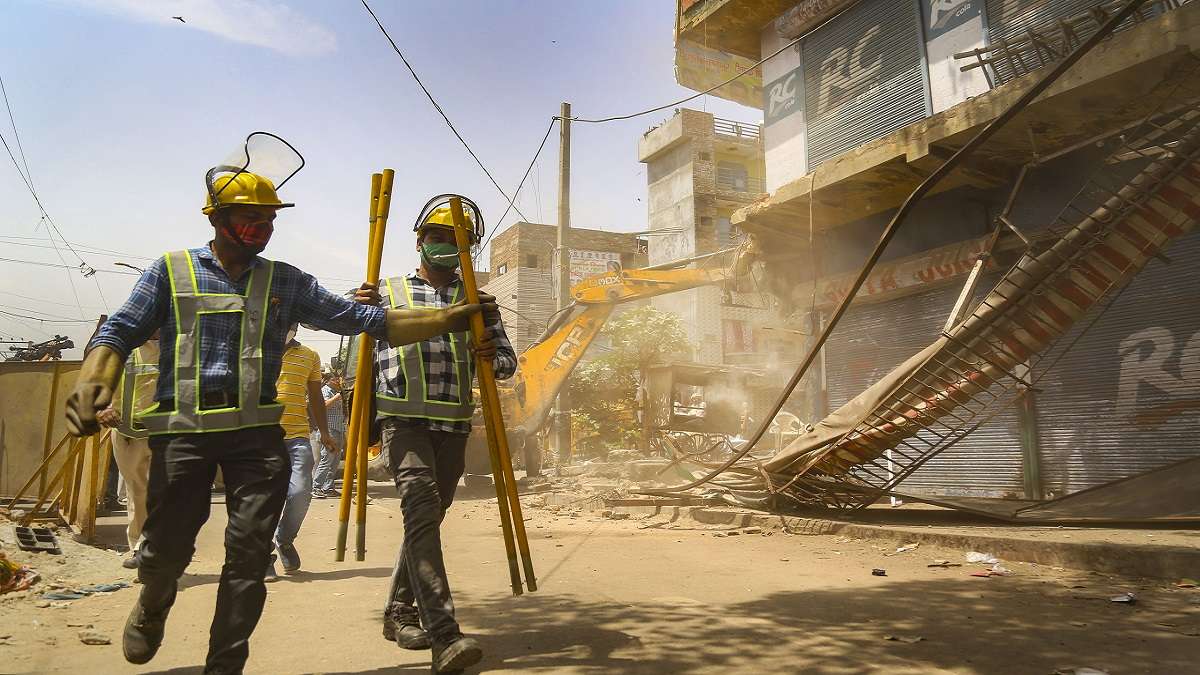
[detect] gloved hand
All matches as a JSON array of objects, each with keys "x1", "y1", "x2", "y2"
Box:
[
  {"x1": 385, "y1": 298, "x2": 496, "y2": 347},
  {"x1": 65, "y1": 346, "x2": 124, "y2": 437}
]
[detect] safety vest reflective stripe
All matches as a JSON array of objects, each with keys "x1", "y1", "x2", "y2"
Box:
[
  {"x1": 375, "y1": 276, "x2": 475, "y2": 421},
  {"x1": 116, "y1": 350, "x2": 157, "y2": 439},
  {"x1": 140, "y1": 250, "x2": 283, "y2": 434}
]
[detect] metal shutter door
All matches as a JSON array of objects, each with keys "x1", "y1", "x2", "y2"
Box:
[
  {"x1": 1032, "y1": 231, "x2": 1200, "y2": 496},
  {"x1": 983, "y1": 0, "x2": 1155, "y2": 85},
  {"x1": 825, "y1": 278, "x2": 1025, "y2": 498},
  {"x1": 802, "y1": 0, "x2": 929, "y2": 168}
]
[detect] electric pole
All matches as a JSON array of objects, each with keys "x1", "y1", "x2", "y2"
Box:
[{"x1": 552, "y1": 101, "x2": 572, "y2": 473}]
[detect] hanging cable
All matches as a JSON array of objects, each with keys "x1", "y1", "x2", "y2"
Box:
[
  {"x1": 0, "y1": 256, "x2": 138, "y2": 275},
  {"x1": 0, "y1": 74, "x2": 33, "y2": 187},
  {"x1": 0, "y1": 75, "x2": 106, "y2": 310},
  {"x1": 0, "y1": 309, "x2": 94, "y2": 324},
  {"x1": 475, "y1": 117, "x2": 558, "y2": 262},
  {"x1": 0, "y1": 303, "x2": 91, "y2": 322},
  {"x1": 565, "y1": 9, "x2": 835, "y2": 125},
  {"x1": 360, "y1": 0, "x2": 531, "y2": 222}
]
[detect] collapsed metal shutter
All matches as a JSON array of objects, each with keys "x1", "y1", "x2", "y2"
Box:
[
  {"x1": 824, "y1": 277, "x2": 1026, "y2": 498},
  {"x1": 802, "y1": 0, "x2": 929, "y2": 168},
  {"x1": 1032, "y1": 231, "x2": 1200, "y2": 497},
  {"x1": 983, "y1": 0, "x2": 1161, "y2": 85}
]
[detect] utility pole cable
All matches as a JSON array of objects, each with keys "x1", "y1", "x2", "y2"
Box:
[{"x1": 552, "y1": 102, "x2": 573, "y2": 473}]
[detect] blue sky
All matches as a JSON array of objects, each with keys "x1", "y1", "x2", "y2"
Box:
[{"x1": 0, "y1": 0, "x2": 757, "y2": 361}]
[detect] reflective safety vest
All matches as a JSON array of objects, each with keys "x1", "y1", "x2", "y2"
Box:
[
  {"x1": 140, "y1": 250, "x2": 283, "y2": 434},
  {"x1": 375, "y1": 276, "x2": 474, "y2": 422},
  {"x1": 116, "y1": 347, "x2": 158, "y2": 439}
]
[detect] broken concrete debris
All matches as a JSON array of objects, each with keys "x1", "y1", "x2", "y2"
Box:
[{"x1": 77, "y1": 630, "x2": 110, "y2": 646}]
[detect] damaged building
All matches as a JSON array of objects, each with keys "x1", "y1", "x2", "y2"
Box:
[{"x1": 671, "y1": 0, "x2": 1200, "y2": 501}]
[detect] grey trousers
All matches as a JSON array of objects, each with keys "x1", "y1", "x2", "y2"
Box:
[{"x1": 381, "y1": 418, "x2": 468, "y2": 647}]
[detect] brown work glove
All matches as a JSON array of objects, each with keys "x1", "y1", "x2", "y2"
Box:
[{"x1": 65, "y1": 346, "x2": 123, "y2": 436}]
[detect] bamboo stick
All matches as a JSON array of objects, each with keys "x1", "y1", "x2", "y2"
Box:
[
  {"x1": 355, "y1": 168, "x2": 393, "y2": 561},
  {"x1": 336, "y1": 172, "x2": 383, "y2": 562},
  {"x1": 448, "y1": 197, "x2": 537, "y2": 593}
]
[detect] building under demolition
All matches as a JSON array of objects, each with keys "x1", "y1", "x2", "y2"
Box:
[
  {"x1": 671, "y1": 0, "x2": 1200, "y2": 502},
  {"x1": 483, "y1": 221, "x2": 648, "y2": 354}
]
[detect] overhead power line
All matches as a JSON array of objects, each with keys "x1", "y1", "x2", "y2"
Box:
[
  {"x1": 0, "y1": 74, "x2": 33, "y2": 187},
  {"x1": 0, "y1": 256, "x2": 138, "y2": 276},
  {"x1": 564, "y1": 7, "x2": 861, "y2": 125},
  {"x1": 360, "y1": 0, "x2": 531, "y2": 223},
  {"x1": 0, "y1": 302, "x2": 91, "y2": 322},
  {"x1": 475, "y1": 117, "x2": 558, "y2": 262},
  {"x1": 0, "y1": 72, "x2": 107, "y2": 313},
  {"x1": 0, "y1": 237, "x2": 156, "y2": 260},
  {"x1": 0, "y1": 309, "x2": 94, "y2": 324}
]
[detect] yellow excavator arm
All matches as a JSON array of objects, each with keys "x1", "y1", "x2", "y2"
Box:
[{"x1": 503, "y1": 251, "x2": 744, "y2": 438}]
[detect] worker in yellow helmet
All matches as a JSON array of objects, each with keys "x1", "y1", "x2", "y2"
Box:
[
  {"x1": 65, "y1": 157, "x2": 496, "y2": 674},
  {"x1": 372, "y1": 199, "x2": 513, "y2": 674}
]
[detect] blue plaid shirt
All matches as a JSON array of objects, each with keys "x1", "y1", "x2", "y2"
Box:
[{"x1": 90, "y1": 244, "x2": 387, "y2": 404}]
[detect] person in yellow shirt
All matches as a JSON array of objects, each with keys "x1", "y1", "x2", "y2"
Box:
[{"x1": 268, "y1": 324, "x2": 337, "y2": 579}]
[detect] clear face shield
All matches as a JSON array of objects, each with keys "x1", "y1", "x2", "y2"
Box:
[
  {"x1": 205, "y1": 132, "x2": 305, "y2": 250},
  {"x1": 205, "y1": 131, "x2": 305, "y2": 206}
]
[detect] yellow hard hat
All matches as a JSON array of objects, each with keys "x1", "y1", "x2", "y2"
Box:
[
  {"x1": 202, "y1": 172, "x2": 294, "y2": 215},
  {"x1": 420, "y1": 206, "x2": 456, "y2": 230},
  {"x1": 417, "y1": 205, "x2": 478, "y2": 241}
]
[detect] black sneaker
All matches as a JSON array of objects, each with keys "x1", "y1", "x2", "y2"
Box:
[
  {"x1": 122, "y1": 555, "x2": 139, "y2": 570},
  {"x1": 122, "y1": 602, "x2": 166, "y2": 665},
  {"x1": 433, "y1": 636, "x2": 482, "y2": 673},
  {"x1": 394, "y1": 624, "x2": 431, "y2": 650}
]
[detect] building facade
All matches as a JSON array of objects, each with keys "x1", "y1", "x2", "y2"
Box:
[
  {"x1": 482, "y1": 221, "x2": 648, "y2": 354},
  {"x1": 639, "y1": 109, "x2": 774, "y2": 366},
  {"x1": 674, "y1": 0, "x2": 1200, "y2": 499}
]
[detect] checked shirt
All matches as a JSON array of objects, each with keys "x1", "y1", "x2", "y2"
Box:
[
  {"x1": 374, "y1": 273, "x2": 516, "y2": 434},
  {"x1": 90, "y1": 244, "x2": 387, "y2": 404}
]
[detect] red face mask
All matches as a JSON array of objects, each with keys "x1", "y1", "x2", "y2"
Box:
[{"x1": 226, "y1": 221, "x2": 274, "y2": 248}]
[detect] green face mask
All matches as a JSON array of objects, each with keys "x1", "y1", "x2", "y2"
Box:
[{"x1": 421, "y1": 242, "x2": 460, "y2": 269}]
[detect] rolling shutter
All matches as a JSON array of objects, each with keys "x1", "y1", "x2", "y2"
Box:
[
  {"x1": 1032, "y1": 231, "x2": 1200, "y2": 496},
  {"x1": 824, "y1": 277, "x2": 1026, "y2": 498},
  {"x1": 802, "y1": 0, "x2": 929, "y2": 168}
]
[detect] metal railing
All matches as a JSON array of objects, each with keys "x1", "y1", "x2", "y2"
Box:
[
  {"x1": 713, "y1": 117, "x2": 761, "y2": 140},
  {"x1": 716, "y1": 174, "x2": 766, "y2": 194},
  {"x1": 956, "y1": 0, "x2": 1193, "y2": 87}
]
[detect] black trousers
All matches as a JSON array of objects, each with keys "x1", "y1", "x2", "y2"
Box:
[
  {"x1": 139, "y1": 425, "x2": 289, "y2": 675},
  {"x1": 382, "y1": 418, "x2": 468, "y2": 646}
]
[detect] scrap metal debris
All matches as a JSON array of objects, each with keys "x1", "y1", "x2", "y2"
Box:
[{"x1": 13, "y1": 527, "x2": 60, "y2": 554}]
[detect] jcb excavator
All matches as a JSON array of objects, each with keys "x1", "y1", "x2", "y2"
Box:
[{"x1": 356, "y1": 244, "x2": 760, "y2": 480}]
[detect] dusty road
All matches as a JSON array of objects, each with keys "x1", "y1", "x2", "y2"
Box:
[{"x1": 3, "y1": 482, "x2": 1197, "y2": 674}]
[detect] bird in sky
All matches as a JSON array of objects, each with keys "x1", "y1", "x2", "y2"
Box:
[{"x1": 172, "y1": 16, "x2": 185, "y2": 23}]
